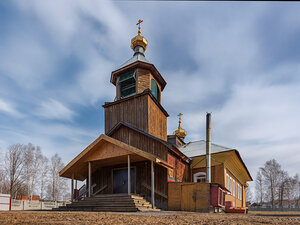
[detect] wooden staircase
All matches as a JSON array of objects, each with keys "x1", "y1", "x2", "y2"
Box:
[{"x1": 54, "y1": 194, "x2": 160, "y2": 212}]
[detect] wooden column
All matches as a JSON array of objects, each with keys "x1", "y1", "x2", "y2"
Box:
[
  {"x1": 71, "y1": 173, "x2": 74, "y2": 202},
  {"x1": 88, "y1": 162, "x2": 91, "y2": 197},
  {"x1": 128, "y1": 155, "x2": 131, "y2": 195},
  {"x1": 151, "y1": 160, "x2": 155, "y2": 208}
]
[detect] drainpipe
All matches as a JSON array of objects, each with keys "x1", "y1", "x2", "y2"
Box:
[{"x1": 206, "y1": 113, "x2": 211, "y2": 183}]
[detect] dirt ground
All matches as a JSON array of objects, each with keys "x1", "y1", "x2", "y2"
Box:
[{"x1": 1, "y1": 211, "x2": 300, "y2": 225}]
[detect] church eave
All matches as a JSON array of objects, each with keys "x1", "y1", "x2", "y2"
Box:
[
  {"x1": 102, "y1": 89, "x2": 169, "y2": 117},
  {"x1": 110, "y1": 61, "x2": 167, "y2": 91}
]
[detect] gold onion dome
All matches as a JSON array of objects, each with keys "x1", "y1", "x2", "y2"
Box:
[
  {"x1": 173, "y1": 113, "x2": 187, "y2": 139},
  {"x1": 131, "y1": 19, "x2": 148, "y2": 52}
]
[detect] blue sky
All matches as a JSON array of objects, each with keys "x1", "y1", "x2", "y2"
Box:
[{"x1": 1, "y1": 1, "x2": 300, "y2": 187}]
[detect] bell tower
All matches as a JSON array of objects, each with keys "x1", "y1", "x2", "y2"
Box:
[{"x1": 103, "y1": 20, "x2": 168, "y2": 141}]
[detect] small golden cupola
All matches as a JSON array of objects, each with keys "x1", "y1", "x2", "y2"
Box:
[
  {"x1": 131, "y1": 19, "x2": 148, "y2": 53},
  {"x1": 173, "y1": 113, "x2": 187, "y2": 139}
]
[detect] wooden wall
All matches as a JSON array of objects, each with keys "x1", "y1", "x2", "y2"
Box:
[
  {"x1": 104, "y1": 94, "x2": 148, "y2": 134},
  {"x1": 147, "y1": 95, "x2": 167, "y2": 141},
  {"x1": 91, "y1": 161, "x2": 168, "y2": 210},
  {"x1": 110, "y1": 126, "x2": 168, "y2": 161},
  {"x1": 168, "y1": 182, "x2": 210, "y2": 212},
  {"x1": 104, "y1": 93, "x2": 167, "y2": 141},
  {"x1": 136, "y1": 68, "x2": 162, "y2": 104},
  {"x1": 225, "y1": 169, "x2": 244, "y2": 208},
  {"x1": 168, "y1": 153, "x2": 190, "y2": 182},
  {"x1": 191, "y1": 164, "x2": 225, "y2": 184},
  {"x1": 136, "y1": 68, "x2": 150, "y2": 94}
]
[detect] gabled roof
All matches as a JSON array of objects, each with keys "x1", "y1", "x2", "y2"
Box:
[
  {"x1": 180, "y1": 140, "x2": 253, "y2": 181},
  {"x1": 179, "y1": 140, "x2": 232, "y2": 158},
  {"x1": 107, "y1": 122, "x2": 190, "y2": 163},
  {"x1": 59, "y1": 134, "x2": 171, "y2": 181},
  {"x1": 103, "y1": 89, "x2": 169, "y2": 117}
]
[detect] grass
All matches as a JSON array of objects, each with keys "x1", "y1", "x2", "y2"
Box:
[{"x1": 249, "y1": 210, "x2": 300, "y2": 215}]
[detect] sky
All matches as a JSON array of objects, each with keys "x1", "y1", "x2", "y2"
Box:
[{"x1": 0, "y1": 1, "x2": 300, "y2": 192}]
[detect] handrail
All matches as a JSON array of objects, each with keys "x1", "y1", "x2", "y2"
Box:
[
  {"x1": 75, "y1": 189, "x2": 87, "y2": 201},
  {"x1": 142, "y1": 183, "x2": 168, "y2": 199},
  {"x1": 92, "y1": 185, "x2": 108, "y2": 196},
  {"x1": 74, "y1": 183, "x2": 96, "y2": 201}
]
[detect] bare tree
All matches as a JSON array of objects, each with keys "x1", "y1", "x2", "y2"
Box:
[
  {"x1": 255, "y1": 170, "x2": 264, "y2": 204},
  {"x1": 246, "y1": 186, "x2": 253, "y2": 204},
  {"x1": 29, "y1": 145, "x2": 42, "y2": 200},
  {"x1": 0, "y1": 167, "x2": 6, "y2": 193},
  {"x1": 48, "y1": 153, "x2": 67, "y2": 201},
  {"x1": 277, "y1": 170, "x2": 289, "y2": 208},
  {"x1": 22, "y1": 143, "x2": 44, "y2": 200},
  {"x1": 4, "y1": 144, "x2": 25, "y2": 197},
  {"x1": 23, "y1": 143, "x2": 34, "y2": 198},
  {"x1": 296, "y1": 174, "x2": 300, "y2": 208},
  {"x1": 260, "y1": 159, "x2": 281, "y2": 208},
  {"x1": 39, "y1": 155, "x2": 49, "y2": 200}
]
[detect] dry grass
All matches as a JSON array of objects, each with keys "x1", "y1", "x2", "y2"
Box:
[
  {"x1": 249, "y1": 210, "x2": 300, "y2": 215},
  {"x1": 0, "y1": 211, "x2": 300, "y2": 225}
]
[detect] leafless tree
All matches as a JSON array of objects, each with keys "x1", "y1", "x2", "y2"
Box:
[
  {"x1": 277, "y1": 170, "x2": 289, "y2": 208},
  {"x1": 246, "y1": 186, "x2": 253, "y2": 203},
  {"x1": 4, "y1": 144, "x2": 25, "y2": 197},
  {"x1": 48, "y1": 153, "x2": 67, "y2": 201},
  {"x1": 23, "y1": 143, "x2": 43, "y2": 200},
  {"x1": 29, "y1": 145, "x2": 42, "y2": 200},
  {"x1": 39, "y1": 155, "x2": 49, "y2": 200},
  {"x1": 255, "y1": 170, "x2": 264, "y2": 204},
  {"x1": 260, "y1": 159, "x2": 281, "y2": 208}
]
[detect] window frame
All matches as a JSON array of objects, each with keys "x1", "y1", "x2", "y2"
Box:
[
  {"x1": 150, "y1": 79, "x2": 160, "y2": 101},
  {"x1": 118, "y1": 71, "x2": 136, "y2": 98}
]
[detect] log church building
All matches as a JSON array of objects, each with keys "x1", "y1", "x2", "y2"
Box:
[{"x1": 58, "y1": 20, "x2": 252, "y2": 212}]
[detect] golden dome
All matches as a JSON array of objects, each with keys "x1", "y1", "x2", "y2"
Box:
[
  {"x1": 173, "y1": 113, "x2": 187, "y2": 139},
  {"x1": 131, "y1": 19, "x2": 148, "y2": 51}
]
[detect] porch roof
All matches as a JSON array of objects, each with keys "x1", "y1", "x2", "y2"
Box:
[{"x1": 59, "y1": 134, "x2": 172, "y2": 181}]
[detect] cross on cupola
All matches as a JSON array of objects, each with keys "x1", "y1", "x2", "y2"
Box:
[
  {"x1": 173, "y1": 113, "x2": 187, "y2": 139},
  {"x1": 136, "y1": 19, "x2": 143, "y2": 35}
]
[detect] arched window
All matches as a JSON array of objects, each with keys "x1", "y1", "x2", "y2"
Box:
[
  {"x1": 193, "y1": 172, "x2": 206, "y2": 183},
  {"x1": 151, "y1": 79, "x2": 159, "y2": 101}
]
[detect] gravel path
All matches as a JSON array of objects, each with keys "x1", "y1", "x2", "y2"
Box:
[{"x1": 1, "y1": 211, "x2": 300, "y2": 224}]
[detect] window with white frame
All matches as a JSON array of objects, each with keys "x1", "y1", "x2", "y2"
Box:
[
  {"x1": 229, "y1": 177, "x2": 233, "y2": 194},
  {"x1": 226, "y1": 174, "x2": 229, "y2": 189},
  {"x1": 240, "y1": 185, "x2": 243, "y2": 200},
  {"x1": 233, "y1": 180, "x2": 235, "y2": 197}
]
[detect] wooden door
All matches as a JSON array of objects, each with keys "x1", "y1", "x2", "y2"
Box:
[
  {"x1": 181, "y1": 184, "x2": 196, "y2": 211},
  {"x1": 113, "y1": 168, "x2": 135, "y2": 194}
]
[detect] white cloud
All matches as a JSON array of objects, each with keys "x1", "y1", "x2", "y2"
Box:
[
  {"x1": 0, "y1": 98, "x2": 22, "y2": 118},
  {"x1": 35, "y1": 99, "x2": 75, "y2": 121}
]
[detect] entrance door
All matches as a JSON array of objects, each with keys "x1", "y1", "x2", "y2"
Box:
[{"x1": 113, "y1": 168, "x2": 135, "y2": 194}]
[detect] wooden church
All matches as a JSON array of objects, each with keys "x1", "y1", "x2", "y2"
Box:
[{"x1": 59, "y1": 20, "x2": 252, "y2": 212}]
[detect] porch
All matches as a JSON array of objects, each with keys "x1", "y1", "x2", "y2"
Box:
[{"x1": 59, "y1": 134, "x2": 171, "y2": 210}]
